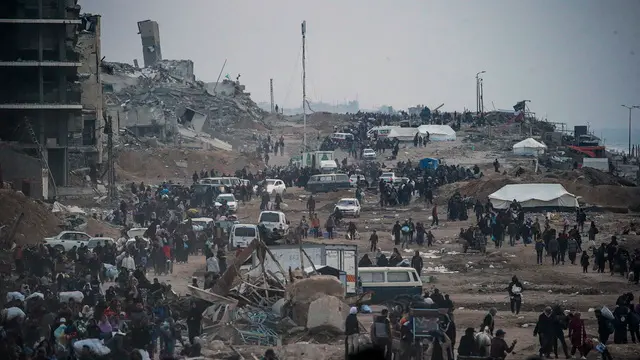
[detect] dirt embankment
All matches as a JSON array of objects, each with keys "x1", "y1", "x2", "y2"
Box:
[
  {"x1": 0, "y1": 190, "x2": 61, "y2": 244},
  {"x1": 442, "y1": 168, "x2": 640, "y2": 209},
  {"x1": 116, "y1": 148, "x2": 264, "y2": 182}
]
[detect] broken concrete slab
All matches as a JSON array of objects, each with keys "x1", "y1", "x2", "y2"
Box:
[{"x1": 306, "y1": 295, "x2": 348, "y2": 334}]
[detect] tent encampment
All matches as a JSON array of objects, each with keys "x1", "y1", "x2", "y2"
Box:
[
  {"x1": 488, "y1": 183, "x2": 578, "y2": 209},
  {"x1": 512, "y1": 138, "x2": 547, "y2": 156},
  {"x1": 417, "y1": 125, "x2": 456, "y2": 141}
]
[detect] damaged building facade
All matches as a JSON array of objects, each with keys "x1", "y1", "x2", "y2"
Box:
[{"x1": 0, "y1": 0, "x2": 102, "y2": 199}]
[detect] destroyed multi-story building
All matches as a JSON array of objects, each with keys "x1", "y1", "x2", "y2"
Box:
[
  {"x1": 138, "y1": 20, "x2": 162, "y2": 67},
  {"x1": 0, "y1": 0, "x2": 103, "y2": 199}
]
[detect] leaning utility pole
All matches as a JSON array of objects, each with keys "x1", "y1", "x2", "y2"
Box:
[{"x1": 301, "y1": 20, "x2": 307, "y2": 150}]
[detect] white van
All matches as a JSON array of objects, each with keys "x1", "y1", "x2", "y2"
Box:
[
  {"x1": 358, "y1": 267, "x2": 423, "y2": 304},
  {"x1": 229, "y1": 224, "x2": 259, "y2": 249},
  {"x1": 330, "y1": 132, "x2": 354, "y2": 141},
  {"x1": 258, "y1": 211, "x2": 289, "y2": 234}
]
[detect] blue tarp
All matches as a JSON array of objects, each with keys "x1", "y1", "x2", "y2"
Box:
[{"x1": 419, "y1": 158, "x2": 439, "y2": 170}]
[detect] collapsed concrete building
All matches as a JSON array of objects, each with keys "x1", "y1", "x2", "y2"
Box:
[
  {"x1": 138, "y1": 20, "x2": 162, "y2": 68},
  {"x1": 101, "y1": 59, "x2": 265, "y2": 150},
  {"x1": 0, "y1": 0, "x2": 103, "y2": 199}
]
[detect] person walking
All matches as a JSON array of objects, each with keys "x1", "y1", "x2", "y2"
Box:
[{"x1": 345, "y1": 307, "x2": 360, "y2": 356}]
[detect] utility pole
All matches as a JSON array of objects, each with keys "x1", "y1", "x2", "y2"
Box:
[
  {"x1": 106, "y1": 113, "x2": 117, "y2": 203},
  {"x1": 475, "y1": 71, "x2": 485, "y2": 115},
  {"x1": 479, "y1": 78, "x2": 484, "y2": 114},
  {"x1": 270, "y1": 78, "x2": 275, "y2": 114},
  {"x1": 622, "y1": 104, "x2": 640, "y2": 155},
  {"x1": 301, "y1": 20, "x2": 307, "y2": 151}
]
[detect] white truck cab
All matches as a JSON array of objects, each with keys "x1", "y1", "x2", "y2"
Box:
[{"x1": 258, "y1": 211, "x2": 290, "y2": 234}]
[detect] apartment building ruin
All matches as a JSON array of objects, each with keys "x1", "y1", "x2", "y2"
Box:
[
  {"x1": 0, "y1": 0, "x2": 102, "y2": 199},
  {"x1": 138, "y1": 20, "x2": 162, "y2": 67}
]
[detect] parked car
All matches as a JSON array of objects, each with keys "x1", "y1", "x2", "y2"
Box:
[
  {"x1": 215, "y1": 193, "x2": 238, "y2": 212},
  {"x1": 349, "y1": 174, "x2": 369, "y2": 188},
  {"x1": 87, "y1": 237, "x2": 115, "y2": 251},
  {"x1": 334, "y1": 198, "x2": 361, "y2": 217},
  {"x1": 183, "y1": 217, "x2": 215, "y2": 232},
  {"x1": 362, "y1": 148, "x2": 376, "y2": 160},
  {"x1": 44, "y1": 231, "x2": 92, "y2": 251},
  {"x1": 379, "y1": 172, "x2": 396, "y2": 183},
  {"x1": 264, "y1": 179, "x2": 287, "y2": 195}
]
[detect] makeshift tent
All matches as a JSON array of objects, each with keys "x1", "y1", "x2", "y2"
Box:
[
  {"x1": 488, "y1": 183, "x2": 578, "y2": 209},
  {"x1": 387, "y1": 127, "x2": 418, "y2": 142},
  {"x1": 417, "y1": 125, "x2": 456, "y2": 141},
  {"x1": 419, "y1": 158, "x2": 439, "y2": 170},
  {"x1": 512, "y1": 138, "x2": 547, "y2": 156}
]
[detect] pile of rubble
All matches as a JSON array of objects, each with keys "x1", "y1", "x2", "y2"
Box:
[
  {"x1": 188, "y1": 241, "x2": 358, "y2": 348},
  {"x1": 101, "y1": 60, "x2": 268, "y2": 143},
  {"x1": 0, "y1": 190, "x2": 62, "y2": 245}
]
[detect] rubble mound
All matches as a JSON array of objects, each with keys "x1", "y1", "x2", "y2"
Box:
[
  {"x1": 303, "y1": 112, "x2": 349, "y2": 131},
  {"x1": 116, "y1": 148, "x2": 263, "y2": 182},
  {"x1": 454, "y1": 178, "x2": 517, "y2": 200},
  {"x1": 102, "y1": 60, "x2": 268, "y2": 136},
  {"x1": 556, "y1": 167, "x2": 636, "y2": 186},
  {"x1": 0, "y1": 190, "x2": 61, "y2": 244}
]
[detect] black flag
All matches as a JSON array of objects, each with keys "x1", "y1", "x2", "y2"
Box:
[{"x1": 513, "y1": 101, "x2": 526, "y2": 112}]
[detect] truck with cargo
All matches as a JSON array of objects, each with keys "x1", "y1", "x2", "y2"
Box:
[
  {"x1": 298, "y1": 151, "x2": 335, "y2": 170},
  {"x1": 252, "y1": 243, "x2": 358, "y2": 294}
]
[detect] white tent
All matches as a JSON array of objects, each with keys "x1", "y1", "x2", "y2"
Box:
[
  {"x1": 387, "y1": 127, "x2": 418, "y2": 142},
  {"x1": 488, "y1": 183, "x2": 578, "y2": 209},
  {"x1": 417, "y1": 125, "x2": 457, "y2": 141},
  {"x1": 512, "y1": 138, "x2": 547, "y2": 156}
]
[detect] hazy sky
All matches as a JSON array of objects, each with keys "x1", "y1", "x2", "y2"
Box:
[{"x1": 81, "y1": 0, "x2": 640, "y2": 130}]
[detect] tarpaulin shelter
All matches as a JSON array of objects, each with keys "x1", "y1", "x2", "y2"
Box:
[
  {"x1": 419, "y1": 158, "x2": 439, "y2": 170},
  {"x1": 417, "y1": 125, "x2": 456, "y2": 141},
  {"x1": 488, "y1": 183, "x2": 578, "y2": 209},
  {"x1": 512, "y1": 138, "x2": 547, "y2": 156}
]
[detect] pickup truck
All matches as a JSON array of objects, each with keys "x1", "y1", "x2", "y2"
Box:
[{"x1": 44, "y1": 231, "x2": 92, "y2": 251}]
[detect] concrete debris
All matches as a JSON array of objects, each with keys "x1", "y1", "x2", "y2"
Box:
[
  {"x1": 101, "y1": 60, "x2": 268, "y2": 149},
  {"x1": 186, "y1": 245, "x2": 350, "y2": 347},
  {"x1": 305, "y1": 295, "x2": 349, "y2": 334}
]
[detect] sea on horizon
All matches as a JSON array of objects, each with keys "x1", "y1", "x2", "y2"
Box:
[{"x1": 591, "y1": 127, "x2": 640, "y2": 154}]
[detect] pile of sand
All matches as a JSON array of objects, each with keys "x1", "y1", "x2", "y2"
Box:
[
  {"x1": 0, "y1": 190, "x2": 61, "y2": 245},
  {"x1": 453, "y1": 178, "x2": 517, "y2": 200}
]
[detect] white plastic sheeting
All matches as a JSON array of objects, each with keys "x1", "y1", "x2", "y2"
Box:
[
  {"x1": 417, "y1": 125, "x2": 457, "y2": 141},
  {"x1": 488, "y1": 183, "x2": 578, "y2": 209},
  {"x1": 512, "y1": 138, "x2": 547, "y2": 156}
]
